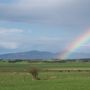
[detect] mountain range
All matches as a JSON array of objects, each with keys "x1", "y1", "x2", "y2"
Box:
[
  {"x1": 0, "y1": 51, "x2": 56, "y2": 60},
  {"x1": 0, "y1": 50, "x2": 90, "y2": 60}
]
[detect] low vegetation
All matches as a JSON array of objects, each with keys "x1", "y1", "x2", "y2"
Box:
[{"x1": 0, "y1": 59, "x2": 90, "y2": 90}]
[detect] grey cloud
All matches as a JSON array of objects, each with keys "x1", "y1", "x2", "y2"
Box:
[{"x1": 0, "y1": 0, "x2": 90, "y2": 27}]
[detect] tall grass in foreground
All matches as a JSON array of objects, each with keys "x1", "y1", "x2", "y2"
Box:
[{"x1": 0, "y1": 72, "x2": 90, "y2": 90}]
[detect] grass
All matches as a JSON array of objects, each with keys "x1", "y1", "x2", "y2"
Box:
[
  {"x1": 0, "y1": 72, "x2": 90, "y2": 90},
  {"x1": 0, "y1": 62, "x2": 90, "y2": 71},
  {"x1": 0, "y1": 62, "x2": 90, "y2": 90}
]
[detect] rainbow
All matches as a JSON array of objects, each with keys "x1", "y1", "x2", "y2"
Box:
[{"x1": 59, "y1": 28, "x2": 90, "y2": 59}]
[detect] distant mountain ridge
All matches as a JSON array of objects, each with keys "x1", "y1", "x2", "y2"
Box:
[
  {"x1": 0, "y1": 50, "x2": 55, "y2": 59},
  {"x1": 0, "y1": 50, "x2": 90, "y2": 60}
]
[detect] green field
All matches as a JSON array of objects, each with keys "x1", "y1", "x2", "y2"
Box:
[
  {"x1": 0, "y1": 62, "x2": 90, "y2": 72},
  {"x1": 0, "y1": 62, "x2": 90, "y2": 90}
]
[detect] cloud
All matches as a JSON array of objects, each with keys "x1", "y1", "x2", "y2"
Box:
[
  {"x1": 0, "y1": 28, "x2": 23, "y2": 34},
  {"x1": 0, "y1": 0, "x2": 89, "y2": 26},
  {"x1": 0, "y1": 42, "x2": 19, "y2": 49},
  {"x1": 0, "y1": 27, "x2": 24, "y2": 49}
]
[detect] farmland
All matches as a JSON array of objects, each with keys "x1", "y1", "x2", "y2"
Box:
[{"x1": 0, "y1": 61, "x2": 90, "y2": 90}]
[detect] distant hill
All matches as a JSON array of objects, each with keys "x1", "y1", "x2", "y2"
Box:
[
  {"x1": 0, "y1": 50, "x2": 55, "y2": 60},
  {"x1": 0, "y1": 50, "x2": 90, "y2": 60}
]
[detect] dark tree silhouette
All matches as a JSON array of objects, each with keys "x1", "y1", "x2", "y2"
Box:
[{"x1": 29, "y1": 67, "x2": 40, "y2": 80}]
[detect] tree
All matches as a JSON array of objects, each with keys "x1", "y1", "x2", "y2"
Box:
[{"x1": 29, "y1": 67, "x2": 40, "y2": 80}]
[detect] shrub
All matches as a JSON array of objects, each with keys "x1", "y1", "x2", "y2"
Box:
[{"x1": 29, "y1": 67, "x2": 40, "y2": 80}]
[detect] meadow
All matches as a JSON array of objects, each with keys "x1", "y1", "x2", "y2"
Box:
[{"x1": 0, "y1": 61, "x2": 90, "y2": 90}]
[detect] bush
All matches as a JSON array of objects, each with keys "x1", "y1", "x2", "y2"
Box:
[{"x1": 29, "y1": 67, "x2": 40, "y2": 80}]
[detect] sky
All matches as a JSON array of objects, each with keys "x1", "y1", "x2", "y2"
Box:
[{"x1": 0, "y1": 0, "x2": 90, "y2": 54}]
